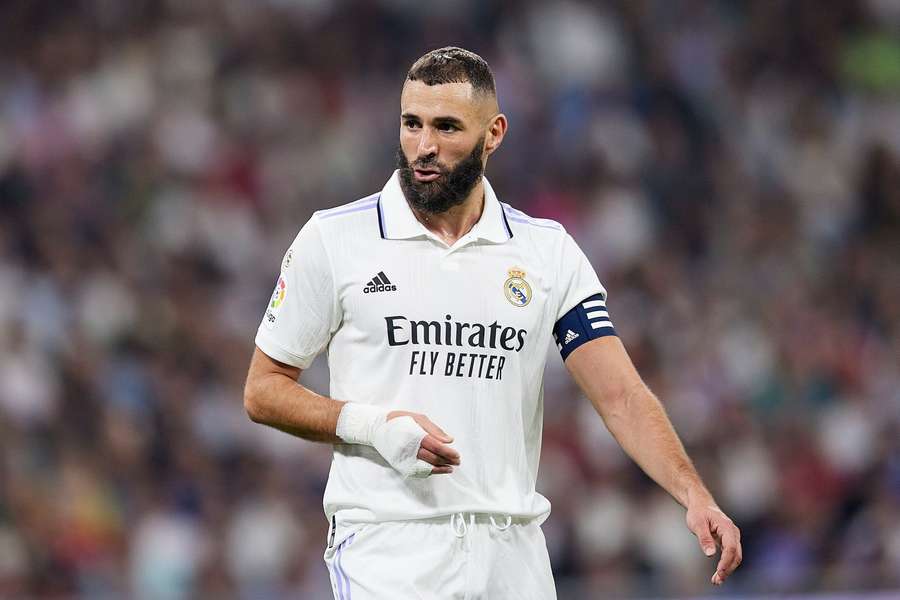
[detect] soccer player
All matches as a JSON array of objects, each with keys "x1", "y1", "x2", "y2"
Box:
[{"x1": 244, "y1": 47, "x2": 741, "y2": 598}]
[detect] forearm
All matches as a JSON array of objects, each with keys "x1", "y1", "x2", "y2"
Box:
[
  {"x1": 600, "y1": 380, "x2": 713, "y2": 508},
  {"x1": 243, "y1": 349, "x2": 458, "y2": 478},
  {"x1": 244, "y1": 370, "x2": 345, "y2": 443},
  {"x1": 614, "y1": 387, "x2": 743, "y2": 584}
]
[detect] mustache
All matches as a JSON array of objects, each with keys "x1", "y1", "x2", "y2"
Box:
[{"x1": 409, "y1": 158, "x2": 446, "y2": 173}]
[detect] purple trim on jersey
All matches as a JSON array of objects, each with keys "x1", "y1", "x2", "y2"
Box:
[
  {"x1": 345, "y1": 533, "x2": 356, "y2": 599},
  {"x1": 500, "y1": 205, "x2": 514, "y2": 239},
  {"x1": 318, "y1": 194, "x2": 378, "y2": 216},
  {"x1": 376, "y1": 195, "x2": 386, "y2": 238},
  {"x1": 505, "y1": 215, "x2": 562, "y2": 230},
  {"x1": 319, "y1": 200, "x2": 378, "y2": 220},
  {"x1": 335, "y1": 540, "x2": 347, "y2": 600},
  {"x1": 335, "y1": 533, "x2": 356, "y2": 600},
  {"x1": 503, "y1": 206, "x2": 563, "y2": 231},
  {"x1": 326, "y1": 562, "x2": 341, "y2": 600}
]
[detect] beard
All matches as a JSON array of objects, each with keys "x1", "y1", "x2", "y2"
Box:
[{"x1": 396, "y1": 135, "x2": 485, "y2": 215}]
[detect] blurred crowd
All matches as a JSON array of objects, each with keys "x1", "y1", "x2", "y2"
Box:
[{"x1": 1, "y1": 0, "x2": 898, "y2": 598}]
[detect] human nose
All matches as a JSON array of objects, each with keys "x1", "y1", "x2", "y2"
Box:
[{"x1": 417, "y1": 126, "x2": 438, "y2": 159}]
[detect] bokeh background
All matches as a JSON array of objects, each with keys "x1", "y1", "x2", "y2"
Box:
[{"x1": 1, "y1": 0, "x2": 899, "y2": 598}]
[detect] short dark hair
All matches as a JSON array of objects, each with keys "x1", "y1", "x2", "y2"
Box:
[{"x1": 406, "y1": 47, "x2": 496, "y2": 97}]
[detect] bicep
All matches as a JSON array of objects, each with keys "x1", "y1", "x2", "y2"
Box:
[{"x1": 564, "y1": 336, "x2": 645, "y2": 416}]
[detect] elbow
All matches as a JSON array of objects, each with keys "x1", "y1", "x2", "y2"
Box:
[
  {"x1": 598, "y1": 380, "x2": 646, "y2": 425},
  {"x1": 243, "y1": 381, "x2": 265, "y2": 423}
]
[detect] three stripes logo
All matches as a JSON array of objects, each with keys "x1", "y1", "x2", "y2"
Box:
[
  {"x1": 363, "y1": 271, "x2": 397, "y2": 294},
  {"x1": 563, "y1": 330, "x2": 579, "y2": 345}
]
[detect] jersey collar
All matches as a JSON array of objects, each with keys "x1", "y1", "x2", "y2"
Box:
[{"x1": 376, "y1": 170, "x2": 513, "y2": 244}]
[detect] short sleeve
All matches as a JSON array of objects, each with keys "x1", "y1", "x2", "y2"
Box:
[
  {"x1": 552, "y1": 233, "x2": 616, "y2": 360},
  {"x1": 554, "y1": 233, "x2": 607, "y2": 320},
  {"x1": 254, "y1": 216, "x2": 341, "y2": 369}
]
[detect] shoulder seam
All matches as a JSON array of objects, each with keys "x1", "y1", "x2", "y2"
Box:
[
  {"x1": 501, "y1": 203, "x2": 564, "y2": 231},
  {"x1": 315, "y1": 193, "x2": 380, "y2": 219}
]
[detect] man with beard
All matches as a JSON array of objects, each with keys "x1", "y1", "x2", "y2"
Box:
[{"x1": 244, "y1": 47, "x2": 741, "y2": 598}]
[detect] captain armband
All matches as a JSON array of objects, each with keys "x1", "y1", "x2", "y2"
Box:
[{"x1": 553, "y1": 293, "x2": 617, "y2": 360}]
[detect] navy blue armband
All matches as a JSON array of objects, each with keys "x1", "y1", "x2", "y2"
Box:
[{"x1": 553, "y1": 293, "x2": 617, "y2": 360}]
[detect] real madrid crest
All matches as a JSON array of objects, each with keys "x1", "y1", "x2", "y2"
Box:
[{"x1": 504, "y1": 267, "x2": 532, "y2": 307}]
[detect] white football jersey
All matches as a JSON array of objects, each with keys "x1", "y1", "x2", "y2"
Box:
[{"x1": 255, "y1": 171, "x2": 613, "y2": 525}]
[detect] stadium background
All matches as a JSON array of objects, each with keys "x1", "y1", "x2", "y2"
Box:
[{"x1": 1, "y1": 1, "x2": 898, "y2": 598}]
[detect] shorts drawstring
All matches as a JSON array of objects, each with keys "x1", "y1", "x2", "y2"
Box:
[
  {"x1": 451, "y1": 512, "x2": 475, "y2": 538},
  {"x1": 451, "y1": 512, "x2": 513, "y2": 537},
  {"x1": 489, "y1": 515, "x2": 512, "y2": 531}
]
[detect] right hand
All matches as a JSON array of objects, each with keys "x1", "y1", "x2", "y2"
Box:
[{"x1": 386, "y1": 411, "x2": 460, "y2": 475}]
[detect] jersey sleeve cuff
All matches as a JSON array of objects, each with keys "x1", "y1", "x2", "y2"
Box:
[
  {"x1": 254, "y1": 332, "x2": 316, "y2": 369},
  {"x1": 553, "y1": 293, "x2": 617, "y2": 361}
]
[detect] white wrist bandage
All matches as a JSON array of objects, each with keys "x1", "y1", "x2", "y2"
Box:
[
  {"x1": 372, "y1": 416, "x2": 434, "y2": 479},
  {"x1": 335, "y1": 402, "x2": 387, "y2": 446},
  {"x1": 335, "y1": 404, "x2": 433, "y2": 479}
]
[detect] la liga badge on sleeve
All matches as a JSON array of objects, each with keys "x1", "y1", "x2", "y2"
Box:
[{"x1": 264, "y1": 275, "x2": 287, "y2": 328}]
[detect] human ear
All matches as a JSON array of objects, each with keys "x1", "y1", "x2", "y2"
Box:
[{"x1": 485, "y1": 113, "x2": 508, "y2": 155}]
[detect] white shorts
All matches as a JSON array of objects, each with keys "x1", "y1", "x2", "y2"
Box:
[{"x1": 323, "y1": 512, "x2": 558, "y2": 599}]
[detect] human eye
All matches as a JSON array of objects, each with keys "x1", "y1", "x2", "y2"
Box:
[
  {"x1": 404, "y1": 119, "x2": 421, "y2": 129},
  {"x1": 438, "y1": 122, "x2": 459, "y2": 132}
]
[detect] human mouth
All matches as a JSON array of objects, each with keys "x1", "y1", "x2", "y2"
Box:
[{"x1": 413, "y1": 167, "x2": 442, "y2": 182}]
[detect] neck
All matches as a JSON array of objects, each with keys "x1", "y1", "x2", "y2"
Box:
[{"x1": 410, "y1": 178, "x2": 486, "y2": 246}]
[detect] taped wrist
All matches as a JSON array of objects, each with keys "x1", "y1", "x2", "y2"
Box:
[
  {"x1": 372, "y1": 416, "x2": 434, "y2": 479},
  {"x1": 335, "y1": 402, "x2": 388, "y2": 445}
]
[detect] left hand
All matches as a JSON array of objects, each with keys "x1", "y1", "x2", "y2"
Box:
[{"x1": 685, "y1": 501, "x2": 742, "y2": 585}]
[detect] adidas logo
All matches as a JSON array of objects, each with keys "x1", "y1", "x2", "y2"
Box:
[
  {"x1": 563, "y1": 330, "x2": 579, "y2": 344},
  {"x1": 363, "y1": 271, "x2": 397, "y2": 294}
]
